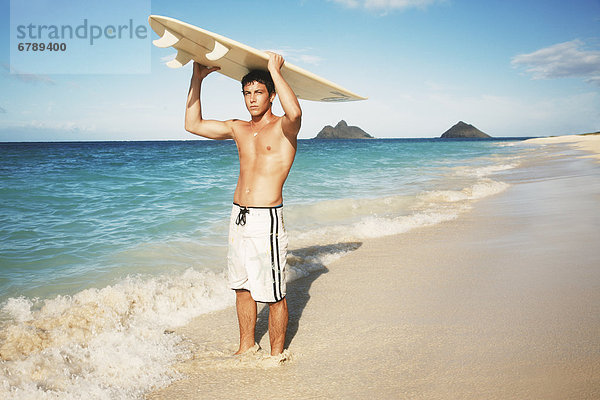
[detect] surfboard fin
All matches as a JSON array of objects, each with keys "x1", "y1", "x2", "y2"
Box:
[
  {"x1": 153, "y1": 28, "x2": 181, "y2": 48},
  {"x1": 166, "y1": 49, "x2": 193, "y2": 68},
  {"x1": 205, "y1": 40, "x2": 229, "y2": 61}
]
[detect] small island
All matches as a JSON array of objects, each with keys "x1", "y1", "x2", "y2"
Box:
[
  {"x1": 441, "y1": 121, "x2": 491, "y2": 139},
  {"x1": 314, "y1": 120, "x2": 374, "y2": 139}
]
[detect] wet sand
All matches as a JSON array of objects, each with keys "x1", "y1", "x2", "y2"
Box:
[{"x1": 148, "y1": 135, "x2": 600, "y2": 399}]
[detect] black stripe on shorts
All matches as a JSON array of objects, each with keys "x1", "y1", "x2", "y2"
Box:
[{"x1": 269, "y1": 208, "x2": 282, "y2": 302}]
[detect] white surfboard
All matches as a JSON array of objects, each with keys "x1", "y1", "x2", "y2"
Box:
[{"x1": 148, "y1": 15, "x2": 367, "y2": 102}]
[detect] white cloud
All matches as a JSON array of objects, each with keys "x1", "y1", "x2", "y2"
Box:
[
  {"x1": 329, "y1": 0, "x2": 443, "y2": 12},
  {"x1": 1, "y1": 63, "x2": 56, "y2": 85},
  {"x1": 161, "y1": 53, "x2": 177, "y2": 63},
  {"x1": 267, "y1": 47, "x2": 323, "y2": 66},
  {"x1": 16, "y1": 120, "x2": 97, "y2": 132},
  {"x1": 586, "y1": 76, "x2": 600, "y2": 86},
  {"x1": 511, "y1": 40, "x2": 600, "y2": 86},
  {"x1": 330, "y1": 0, "x2": 360, "y2": 7}
]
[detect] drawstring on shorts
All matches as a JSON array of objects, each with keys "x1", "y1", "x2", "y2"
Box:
[{"x1": 235, "y1": 206, "x2": 249, "y2": 226}]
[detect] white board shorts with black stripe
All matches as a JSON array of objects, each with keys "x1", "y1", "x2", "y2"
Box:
[{"x1": 227, "y1": 203, "x2": 288, "y2": 303}]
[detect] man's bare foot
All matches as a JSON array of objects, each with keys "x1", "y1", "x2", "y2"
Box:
[
  {"x1": 271, "y1": 349, "x2": 290, "y2": 363},
  {"x1": 234, "y1": 342, "x2": 260, "y2": 356}
]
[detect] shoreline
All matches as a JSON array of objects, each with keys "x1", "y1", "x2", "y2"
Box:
[
  {"x1": 525, "y1": 134, "x2": 600, "y2": 162},
  {"x1": 148, "y1": 134, "x2": 600, "y2": 399}
]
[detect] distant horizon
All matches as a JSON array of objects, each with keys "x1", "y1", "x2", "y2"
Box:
[{"x1": 0, "y1": 136, "x2": 552, "y2": 144}]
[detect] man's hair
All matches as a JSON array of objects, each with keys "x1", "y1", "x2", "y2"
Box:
[{"x1": 241, "y1": 70, "x2": 275, "y2": 95}]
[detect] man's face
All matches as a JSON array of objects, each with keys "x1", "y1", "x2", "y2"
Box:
[{"x1": 243, "y1": 81, "x2": 274, "y2": 117}]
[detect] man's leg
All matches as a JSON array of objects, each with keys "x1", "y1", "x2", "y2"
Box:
[
  {"x1": 234, "y1": 289, "x2": 257, "y2": 355},
  {"x1": 268, "y1": 297, "x2": 288, "y2": 356}
]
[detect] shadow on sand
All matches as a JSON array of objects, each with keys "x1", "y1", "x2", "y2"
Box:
[{"x1": 254, "y1": 241, "x2": 362, "y2": 349}]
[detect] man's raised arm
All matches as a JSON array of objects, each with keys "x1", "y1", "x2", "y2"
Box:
[
  {"x1": 185, "y1": 62, "x2": 234, "y2": 140},
  {"x1": 266, "y1": 52, "x2": 302, "y2": 138}
]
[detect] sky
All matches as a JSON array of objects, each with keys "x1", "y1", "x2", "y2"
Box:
[{"x1": 1, "y1": 0, "x2": 599, "y2": 141}]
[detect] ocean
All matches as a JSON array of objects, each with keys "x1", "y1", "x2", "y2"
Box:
[{"x1": 0, "y1": 138, "x2": 531, "y2": 398}]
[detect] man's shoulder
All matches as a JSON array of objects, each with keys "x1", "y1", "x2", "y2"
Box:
[{"x1": 228, "y1": 119, "x2": 250, "y2": 130}]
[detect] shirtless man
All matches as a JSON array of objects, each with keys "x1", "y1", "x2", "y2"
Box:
[{"x1": 184, "y1": 52, "x2": 301, "y2": 356}]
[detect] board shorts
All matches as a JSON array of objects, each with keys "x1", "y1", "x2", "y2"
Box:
[{"x1": 227, "y1": 203, "x2": 288, "y2": 303}]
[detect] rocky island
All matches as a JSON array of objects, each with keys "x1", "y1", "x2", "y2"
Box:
[
  {"x1": 441, "y1": 121, "x2": 491, "y2": 138},
  {"x1": 314, "y1": 120, "x2": 374, "y2": 139}
]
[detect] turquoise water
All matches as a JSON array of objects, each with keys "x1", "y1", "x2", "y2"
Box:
[
  {"x1": 1, "y1": 141, "x2": 241, "y2": 300},
  {"x1": 1, "y1": 139, "x2": 526, "y2": 300},
  {"x1": 0, "y1": 138, "x2": 530, "y2": 398}
]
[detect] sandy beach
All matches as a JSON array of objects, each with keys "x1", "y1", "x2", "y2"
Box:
[{"x1": 148, "y1": 135, "x2": 600, "y2": 400}]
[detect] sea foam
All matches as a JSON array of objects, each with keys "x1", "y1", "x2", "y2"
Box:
[
  {"x1": 0, "y1": 242, "x2": 365, "y2": 399},
  {"x1": 288, "y1": 176, "x2": 510, "y2": 245},
  {"x1": 0, "y1": 268, "x2": 232, "y2": 399}
]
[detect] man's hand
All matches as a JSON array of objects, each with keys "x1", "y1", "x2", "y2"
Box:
[
  {"x1": 265, "y1": 52, "x2": 285, "y2": 73},
  {"x1": 193, "y1": 62, "x2": 220, "y2": 80}
]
